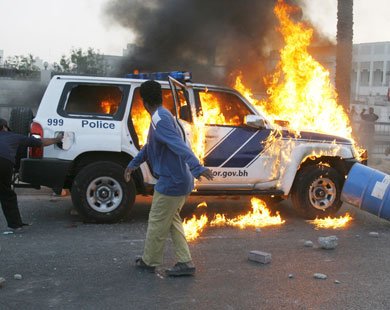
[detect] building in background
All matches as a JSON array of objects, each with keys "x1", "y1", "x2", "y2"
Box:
[
  {"x1": 0, "y1": 50, "x2": 3, "y2": 65},
  {"x1": 351, "y1": 42, "x2": 390, "y2": 121}
]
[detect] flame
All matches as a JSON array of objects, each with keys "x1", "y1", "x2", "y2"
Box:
[
  {"x1": 100, "y1": 99, "x2": 119, "y2": 114},
  {"x1": 183, "y1": 198, "x2": 285, "y2": 241},
  {"x1": 307, "y1": 213, "x2": 353, "y2": 230},
  {"x1": 183, "y1": 214, "x2": 208, "y2": 241},
  {"x1": 233, "y1": 0, "x2": 364, "y2": 160},
  {"x1": 192, "y1": 90, "x2": 245, "y2": 163},
  {"x1": 131, "y1": 101, "x2": 150, "y2": 147},
  {"x1": 210, "y1": 197, "x2": 285, "y2": 228}
]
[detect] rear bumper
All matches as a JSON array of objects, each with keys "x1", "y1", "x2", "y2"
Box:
[{"x1": 20, "y1": 158, "x2": 72, "y2": 191}]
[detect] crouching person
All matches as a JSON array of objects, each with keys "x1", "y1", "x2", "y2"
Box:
[{"x1": 124, "y1": 80, "x2": 213, "y2": 276}]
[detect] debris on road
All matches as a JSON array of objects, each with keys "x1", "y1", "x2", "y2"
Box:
[
  {"x1": 318, "y1": 236, "x2": 338, "y2": 249},
  {"x1": 0, "y1": 277, "x2": 5, "y2": 287},
  {"x1": 369, "y1": 232, "x2": 379, "y2": 238},
  {"x1": 14, "y1": 274, "x2": 22, "y2": 280},
  {"x1": 314, "y1": 273, "x2": 327, "y2": 280},
  {"x1": 334, "y1": 280, "x2": 341, "y2": 284},
  {"x1": 248, "y1": 250, "x2": 271, "y2": 264},
  {"x1": 288, "y1": 274, "x2": 294, "y2": 279},
  {"x1": 304, "y1": 240, "x2": 313, "y2": 247}
]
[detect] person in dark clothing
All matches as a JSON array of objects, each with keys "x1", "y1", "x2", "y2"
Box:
[
  {"x1": 360, "y1": 107, "x2": 379, "y2": 159},
  {"x1": 0, "y1": 118, "x2": 62, "y2": 232}
]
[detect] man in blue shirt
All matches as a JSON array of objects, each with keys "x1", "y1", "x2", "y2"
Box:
[
  {"x1": 0, "y1": 118, "x2": 62, "y2": 232},
  {"x1": 124, "y1": 80, "x2": 213, "y2": 276}
]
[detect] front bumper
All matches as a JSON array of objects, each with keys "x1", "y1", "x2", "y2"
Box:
[{"x1": 20, "y1": 158, "x2": 72, "y2": 191}]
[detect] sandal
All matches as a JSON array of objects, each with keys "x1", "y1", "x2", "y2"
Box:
[
  {"x1": 165, "y1": 262, "x2": 196, "y2": 276},
  {"x1": 135, "y1": 257, "x2": 155, "y2": 273}
]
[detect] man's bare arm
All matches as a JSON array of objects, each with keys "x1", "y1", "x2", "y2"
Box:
[{"x1": 41, "y1": 133, "x2": 63, "y2": 146}]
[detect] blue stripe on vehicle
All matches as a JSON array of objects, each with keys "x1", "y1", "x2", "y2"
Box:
[
  {"x1": 204, "y1": 128, "x2": 257, "y2": 167},
  {"x1": 222, "y1": 129, "x2": 272, "y2": 168},
  {"x1": 282, "y1": 130, "x2": 351, "y2": 144},
  {"x1": 205, "y1": 128, "x2": 235, "y2": 156}
]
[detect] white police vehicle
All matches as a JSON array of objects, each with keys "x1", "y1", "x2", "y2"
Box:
[{"x1": 19, "y1": 71, "x2": 362, "y2": 222}]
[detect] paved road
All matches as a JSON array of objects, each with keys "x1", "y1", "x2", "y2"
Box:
[{"x1": 1, "y1": 188, "x2": 390, "y2": 310}]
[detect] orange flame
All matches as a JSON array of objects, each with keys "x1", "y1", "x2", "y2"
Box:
[
  {"x1": 183, "y1": 214, "x2": 208, "y2": 241},
  {"x1": 183, "y1": 198, "x2": 285, "y2": 241},
  {"x1": 233, "y1": 0, "x2": 364, "y2": 160},
  {"x1": 100, "y1": 99, "x2": 119, "y2": 114},
  {"x1": 307, "y1": 213, "x2": 353, "y2": 230},
  {"x1": 210, "y1": 197, "x2": 285, "y2": 228}
]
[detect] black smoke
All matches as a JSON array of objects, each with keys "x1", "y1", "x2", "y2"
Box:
[{"x1": 104, "y1": 0, "x2": 303, "y2": 87}]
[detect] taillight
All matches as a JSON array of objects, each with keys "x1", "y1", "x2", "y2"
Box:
[{"x1": 29, "y1": 122, "x2": 43, "y2": 158}]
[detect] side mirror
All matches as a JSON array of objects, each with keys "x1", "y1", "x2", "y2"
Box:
[{"x1": 245, "y1": 115, "x2": 265, "y2": 128}]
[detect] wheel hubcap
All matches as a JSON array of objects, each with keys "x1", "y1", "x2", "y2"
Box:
[
  {"x1": 309, "y1": 177, "x2": 336, "y2": 210},
  {"x1": 86, "y1": 177, "x2": 123, "y2": 213}
]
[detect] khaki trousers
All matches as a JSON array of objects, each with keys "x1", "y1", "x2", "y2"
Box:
[{"x1": 142, "y1": 190, "x2": 192, "y2": 267}]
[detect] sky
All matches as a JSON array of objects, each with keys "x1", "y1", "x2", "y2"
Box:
[{"x1": 0, "y1": 0, "x2": 389, "y2": 64}]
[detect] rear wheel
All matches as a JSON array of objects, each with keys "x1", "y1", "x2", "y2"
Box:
[
  {"x1": 291, "y1": 164, "x2": 343, "y2": 219},
  {"x1": 71, "y1": 161, "x2": 136, "y2": 223}
]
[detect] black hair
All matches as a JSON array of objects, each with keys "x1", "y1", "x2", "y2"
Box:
[{"x1": 140, "y1": 80, "x2": 162, "y2": 107}]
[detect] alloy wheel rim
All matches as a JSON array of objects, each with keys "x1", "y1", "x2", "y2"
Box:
[
  {"x1": 309, "y1": 177, "x2": 336, "y2": 210},
  {"x1": 86, "y1": 176, "x2": 123, "y2": 213}
]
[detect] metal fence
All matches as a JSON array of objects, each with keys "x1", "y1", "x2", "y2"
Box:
[{"x1": 353, "y1": 121, "x2": 390, "y2": 157}]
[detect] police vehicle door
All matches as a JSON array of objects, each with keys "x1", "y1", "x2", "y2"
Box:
[
  {"x1": 192, "y1": 87, "x2": 278, "y2": 189},
  {"x1": 167, "y1": 77, "x2": 194, "y2": 148}
]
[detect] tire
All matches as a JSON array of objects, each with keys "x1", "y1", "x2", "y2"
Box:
[
  {"x1": 9, "y1": 107, "x2": 33, "y2": 135},
  {"x1": 291, "y1": 164, "x2": 343, "y2": 219},
  {"x1": 71, "y1": 161, "x2": 136, "y2": 223},
  {"x1": 9, "y1": 107, "x2": 34, "y2": 170}
]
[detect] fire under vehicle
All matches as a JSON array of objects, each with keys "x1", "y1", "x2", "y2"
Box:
[{"x1": 17, "y1": 71, "x2": 364, "y2": 223}]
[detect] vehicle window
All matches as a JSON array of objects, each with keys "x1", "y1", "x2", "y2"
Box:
[
  {"x1": 174, "y1": 88, "x2": 192, "y2": 123},
  {"x1": 63, "y1": 84, "x2": 123, "y2": 116},
  {"x1": 196, "y1": 90, "x2": 252, "y2": 126},
  {"x1": 130, "y1": 88, "x2": 178, "y2": 147}
]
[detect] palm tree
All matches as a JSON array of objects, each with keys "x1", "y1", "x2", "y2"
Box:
[{"x1": 335, "y1": 0, "x2": 354, "y2": 112}]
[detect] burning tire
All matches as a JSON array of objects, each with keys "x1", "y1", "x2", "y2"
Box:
[
  {"x1": 71, "y1": 161, "x2": 136, "y2": 223},
  {"x1": 291, "y1": 164, "x2": 343, "y2": 219}
]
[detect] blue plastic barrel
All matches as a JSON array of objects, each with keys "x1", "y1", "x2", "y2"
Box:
[{"x1": 341, "y1": 163, "x2": 390, "y2": 219}]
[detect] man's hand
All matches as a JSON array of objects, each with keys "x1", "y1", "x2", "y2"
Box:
[
  {"x1": 124, "y1": 167, "x2": 135, "y2": 182},
  {"x1": 55, "y1": 133, "x2": 63, "y2": 143},
  {"x1": 197, "y1": 168, "x2": 214, "y2": 181}
]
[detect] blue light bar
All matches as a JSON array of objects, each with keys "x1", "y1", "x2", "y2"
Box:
[{"x1": 125, "y1": 71, "x2": 192, "y2": 82}]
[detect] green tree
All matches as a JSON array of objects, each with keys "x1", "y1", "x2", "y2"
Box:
[
  {"x1": 53, "y1": 48, "x2": 107, "y2": 76},
  {"x1": 4, "y1": 54, "x2": 39, "y2": 71},
  {"x1": 335, "y1": 0, "x2": 353, "y2": 111}
]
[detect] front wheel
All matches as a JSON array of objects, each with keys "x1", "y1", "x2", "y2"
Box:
[
  {"x1": 71, "y1": 161, "x2": 136, "y2": 223},
  {"x1": 291, "y1": 164, "x2": 343, "y2": 219}
]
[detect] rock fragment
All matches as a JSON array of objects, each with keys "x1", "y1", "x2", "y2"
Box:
[
  {"x1": 334, "y1": 280, "x2": 340, "y2": 284},
  {"x1": 369, "y1": 232, "x2": 379, "y2": 238},
  {"x1": 288, "y1": 274, "x2": 294, "y2": 279},
  {"x1": 248, "y1": 250, "x2": 271, "y2": 264},
  {"x1": 0, "y1": 277, "x2": 5, "y2": 288},
  {"x1": 314, "y1": 273, "x2": 327, "y2": 280},
  {"x1": 14, "y1": 274, "x2": 22, "y2": 280},
  {"x1": 304, "y1": 240, "x2": 313, "y2": 247},
  {"x1": 318, "y1": 236, "x2": 338, "y2": 249}
]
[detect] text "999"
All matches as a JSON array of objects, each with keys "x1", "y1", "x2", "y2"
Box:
[{"x1": 47, "y1": 119, "x2": 64, "y2": 126}]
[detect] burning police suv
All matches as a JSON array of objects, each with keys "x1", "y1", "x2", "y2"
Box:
[{"x1": 19, "y1": 71, "x2": 361, "y2": 223}]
